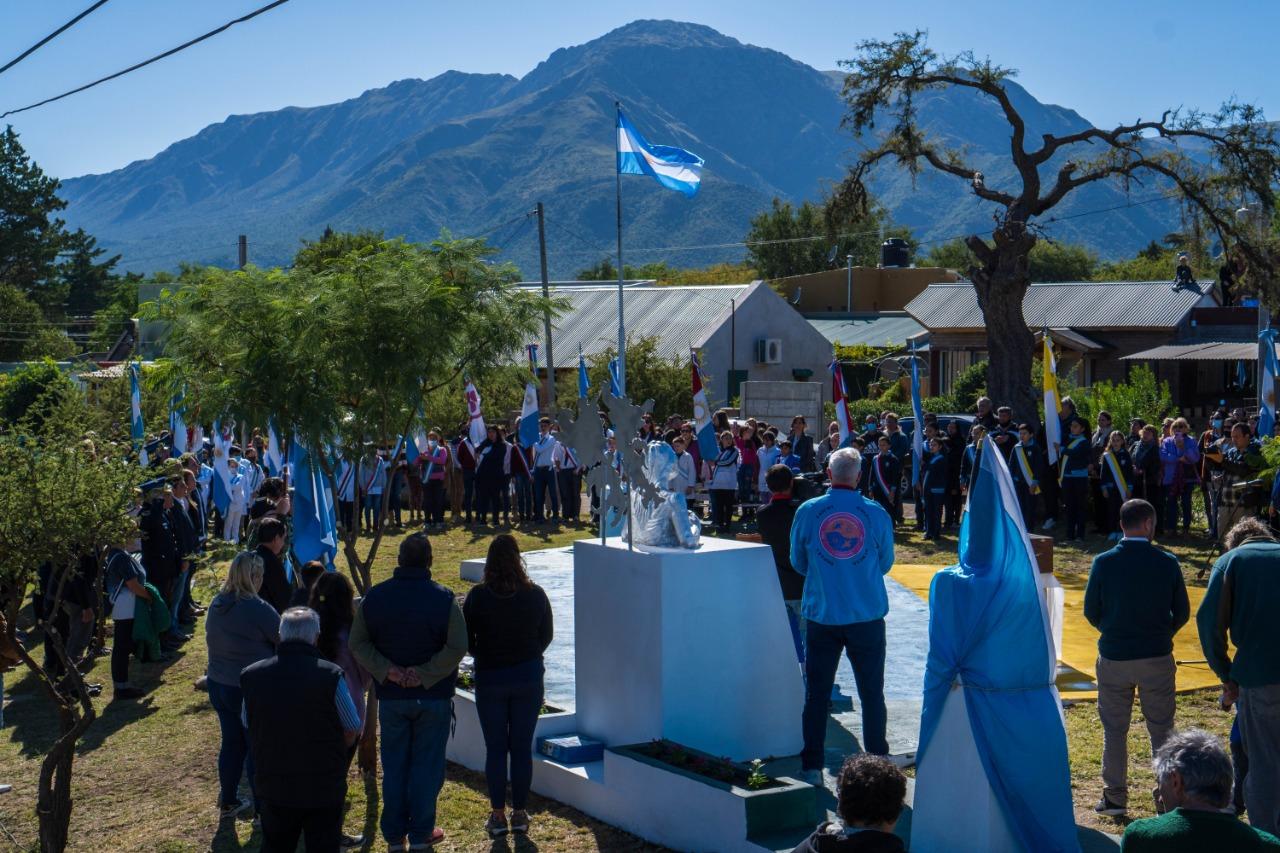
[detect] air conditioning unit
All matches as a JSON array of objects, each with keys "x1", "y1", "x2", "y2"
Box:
[{"x1": 755, "y1": 338, "x2": 783, "y2": 364}]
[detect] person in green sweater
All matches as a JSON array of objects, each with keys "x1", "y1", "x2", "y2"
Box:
[
  {"x1": 1197, "y1": 516, "x2": 1280, "y2": 836},
  {"x1": 1084, "y1": 498, "x2": 1190, "y2": 816},
  {"x1": 1121, "y1": 729, "x2": 1279, "y2": 851}
]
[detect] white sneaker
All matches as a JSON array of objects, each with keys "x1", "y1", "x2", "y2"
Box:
[
  {"x1": 885, "y1": 753, "x2": 916, "y2": 770},
  {"x1": 0, "y1": 784, "x2": 11, "y2": 795}
]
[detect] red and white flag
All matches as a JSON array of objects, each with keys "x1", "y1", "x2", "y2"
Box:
[
  {"x1": 464, "y1": 381, "x2": 486, "y2": 446},
  {"x1": 831, "y1": 356, "x2": 852, "y2": 445}
]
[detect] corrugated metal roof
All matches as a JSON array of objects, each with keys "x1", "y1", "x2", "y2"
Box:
[
  {"x1": 906, "y1": 281, "x2": 1215, "y2": 331},
  {"x1": 1038, "y1": 327, "x2": 1109, "y2": 353},
  {"x1": 807, "y1": 313, "x2": 924, "y2": 348},
  {"x1": 1122, "y1": 341, "x2": 1266, "y2": 361},
  {"x1": 529, "y1": 284, "x2": 752, "y2": 369}
]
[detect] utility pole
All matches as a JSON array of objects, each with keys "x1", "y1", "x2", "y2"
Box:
[
  {"x1": 237, "y1": 234, "x2": 248, "y2": 270},
  {"x1": 536, "y1": 202, "x2": 555, "y2": 411},
  {"x1": 846, "y1": 254, "x2": 854, "y2": 313}
]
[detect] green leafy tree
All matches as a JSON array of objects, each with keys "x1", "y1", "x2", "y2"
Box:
[
  {"x1": 834, "y1": 30, "x2": 1280, "y2": 418},
  {"x1": 0, "y1": 394, "x2": 135, "y2": 853},
  {"x1": 0, "y1": 357, "x2": 75, "y2": 427},
  {"x1": 924, "y1": 238, "x2": 1097, "y2": 281},
  {"x1": 745, "y1": 198, "x2": 908, "y2": 280},
  {"x1": 1069, "y1": 364, "x2": 1174, "y2": 430},
  {"x1": 59, "y1": 228, "x2": 121, "y2": 315},
  {"x1": 89, "y1": 272, "x2": 144, "y2": 351},
  {"x1": 0, "y1": 126, "x2": 69, "y2": 306},
  {"x1": 0, "y1": 282, "x2": 44, "y2": 360},
  {"x1": 293, "y1": 227, "x2": 386, "y2": 273}
]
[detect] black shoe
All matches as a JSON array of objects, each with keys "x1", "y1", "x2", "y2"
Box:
[{"x1": 1094, "y1": 795, "x2": 1126, "y2": 817}]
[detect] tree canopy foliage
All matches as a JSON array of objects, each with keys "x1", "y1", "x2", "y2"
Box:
[
  {"x1": 744, "y1": 197, "x2": 911, "y2": 280},
  {"x1": 923, "y1": 238, "x2": 1098, "y2": 282},
  {"x1": 834, "y1": 30, "x2": 1280, "y2": 417}
]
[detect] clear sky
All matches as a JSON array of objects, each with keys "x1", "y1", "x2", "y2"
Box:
[{"x1": 2, "y1": 0, "x2": 1277, "y2": 178}]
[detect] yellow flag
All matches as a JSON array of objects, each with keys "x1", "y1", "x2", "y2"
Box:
[{"x1": 1043, "y1": 335, "x2": 1062, "y2": 464}]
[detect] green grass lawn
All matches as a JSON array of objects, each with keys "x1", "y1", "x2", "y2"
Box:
[{"x1": 0, "y1": 510, "x2": 1235, "y2": 849}]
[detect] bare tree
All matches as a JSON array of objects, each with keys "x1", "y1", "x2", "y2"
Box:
[{"x1": 833, "y1": 31, "x2": 1280, "y2": 416}]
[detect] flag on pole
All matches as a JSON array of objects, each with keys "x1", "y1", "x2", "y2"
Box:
[
  {"x1": 129, "y1": 363, "x2": 148, "y2": 467},
  {"x1": 169, "y1": 388, "x2": 187, "y2": 456},
  {"x1": 289, "y1": 438, "x2": 338, "y2": 568},
  {"x1": 616, "y1": 109, "x2": 704, "y2": 197},
  {"x1": 578, "y1": 347, "x2": 590, "y2": 399},
  {"x1": 608, "y1": 358, "x2": 622, "y2": 398},
  {"x1": 519, "y1": 381, "x2": 541, "y2": 446},
  {"x1": 464, "y1": 381, "x2": 486, "y2": 446},
  {"x1": 909, "y1": 344, "x2": 925, "y2": 485},
  {"x1": 1043, "y1": 333, "x2": 1062, "y2": 465},
  {"x1": 830, "y1": 354, "x2": 852, "y2": 445},
  {"x1": 211, "y1": 419, "x2": 232, "y2": 515},
  {"x1": 265, "y1": 418, "x2": 284, "y2": 476},
  {"x1": 527, "y1": 343, "x2": 540, "y2": 377},
  {"x1": 691, "y1": 350, "x2": 718, "y2": 460},
  {"x1": 1259, "y1": 327, "x2": 1279, "y2": 439},
  {"x1": 913, "y1": 435, "x2": 1074, "y2": 851}
]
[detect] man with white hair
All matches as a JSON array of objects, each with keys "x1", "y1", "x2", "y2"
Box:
[
  {"x1": 1121, "y1": 729, "x2": 1278, "y2": 850},
  {"x1": 241, "y1": 607, "x2": 362, "y2": 852},
  {"x1": 790, "y1": 447, "x2": 896, "y2": 783}
]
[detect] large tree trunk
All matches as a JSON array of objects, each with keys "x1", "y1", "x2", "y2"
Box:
[{"x1": 967, "y1": 226, "x2": 1039, "y2": 420}]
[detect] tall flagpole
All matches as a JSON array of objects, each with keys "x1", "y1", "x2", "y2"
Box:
[{"x1": 614, "y1": 101, "x2": 627, "y2": 397}]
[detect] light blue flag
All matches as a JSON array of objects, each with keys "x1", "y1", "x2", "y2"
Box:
[
  {"x1": 169, "y1": 388, "x2": 187, "y2": 455},
  {"x1": 518, "y1": 382, "x2": 541, "y2": 446},
  {"x1": 210, "y1": 420, "x2": 232, "y2": 515},
  {"x1": 289, "y1": 437, "x2": 338, "y2": 568},
  {"x1": 264, "y1": 418, "x2": 284, "y2": 477},
  {"x1": 129, "y1": 363, "x2": 147, "y2": 467},
  {"x1": 916, "y1": 435, "x2": 1077, "y2": 852},
  {"x1": 1259, "y1": 328, "x2": 1279, "y2": 438},
  {"x1": 617, "y1": 109, "x2": 704, "y2": 197},
  {"x1": 578, "y1": 348, "x2": 590, "y2": 399},
  {"x1": 608, "y1": 358, "x2": 622, "y2": 398},
  {"x1": 909, "y1": 345, "x2": 925, "y2": 485}
]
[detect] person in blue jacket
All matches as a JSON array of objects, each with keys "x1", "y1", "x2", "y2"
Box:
[
  {"x1": 867, "y1": 435, "x2": 901, "y2": 523},
  {"x1": 790, "y1": 448, "x2": 896, "y2": 782},
  {"x1": 921, "y1": 437, "x2": 948, "y2": 540},
  {"x1": 1060, "y1": 418, "x2": 1093, "y2": 541},
  {"x1": 1009, "y1": 423, "x2": 1045, "y2": 530}
]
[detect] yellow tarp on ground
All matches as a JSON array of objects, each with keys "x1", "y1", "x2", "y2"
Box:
[{"x1": 889, "y1": 563, "x2": 1222, "y2": 702}]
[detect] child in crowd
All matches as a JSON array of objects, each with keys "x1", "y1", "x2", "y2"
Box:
[{"x1": 757, "y1": 430, "x2": 781, "y2": 501}]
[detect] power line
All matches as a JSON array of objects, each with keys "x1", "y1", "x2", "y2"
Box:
[
  {"x1": 0, "y1": 0, "x2": 293, "y2": 118},
  {"x1": 0, "y1": 0, "x2": 112, "y2": 77}
]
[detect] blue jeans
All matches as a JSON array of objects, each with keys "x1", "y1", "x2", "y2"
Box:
[
  {"x1": 801, "y1": 619, "x2": 888, "y2": 769},
  {"x1": 783, "y1": 599, "x2": 806, "y2": 666},
  {"x1": 532, "y1": 467, "x2": 559, "y2": 520},
  {"x1": 475, "y1": 660, "x2": 544, "y2": 810},
  {"x1": 208, "y1": 679, "x2": 254, "y2": 808},
  {"x1": 170, "y1": 569, "x2": 188, "y2": 624},
  {"x1": 379, "y1": 697, "x2": 452, "y2": 844}
]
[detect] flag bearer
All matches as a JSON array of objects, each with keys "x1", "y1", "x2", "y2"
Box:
[
  {"x1": 868, "y1": 435, "x2": 901, "y2": 523},
  {"x1": 1010, "y1": 424, "x2": 1045, "y2": 530},
  {"x1": 1100, "y1": 431, "x2": 1134, "y2": 541}
]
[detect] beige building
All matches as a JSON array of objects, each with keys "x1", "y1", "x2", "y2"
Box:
[{"x1": 780, "y1": 266, "x2": 959, "y2": 314}]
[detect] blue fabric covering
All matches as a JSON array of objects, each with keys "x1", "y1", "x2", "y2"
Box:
[
  {"x1": 918, "y1": 436, "x2": 1079, "y2": 852},
  {"x1": 289, "y1": 438, "x2": 338, "y2": 568}
]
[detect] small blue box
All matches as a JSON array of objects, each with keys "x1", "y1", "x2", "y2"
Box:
[{"x1": 538, "y1": 734, "x2": 604, "y2": 764}]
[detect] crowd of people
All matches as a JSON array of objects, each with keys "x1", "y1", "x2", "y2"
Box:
[{"x1": 21, "y1": 385, "x2": 1280, "y2": 851}]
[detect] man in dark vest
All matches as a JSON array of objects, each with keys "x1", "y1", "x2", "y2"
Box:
[
  {"x1": 241, "y1": 607, "x2": 362, "y2": 853},
  {"x1": 350, "y1": 533, "x2": 467, "y2": 850}
]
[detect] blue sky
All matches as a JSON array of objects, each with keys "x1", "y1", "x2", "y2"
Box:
[{"x1": 2, "y1": 0, "x2": 1277, "y2": 178}]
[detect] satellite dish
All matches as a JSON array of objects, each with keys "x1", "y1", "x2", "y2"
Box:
[{"x1": 826, "y1": 245, "x2": 839, "y2": 267}]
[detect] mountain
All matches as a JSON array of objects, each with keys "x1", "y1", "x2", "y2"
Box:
[{"x1": 59, "y1": 20, "x2": 1184, "y2": 276}]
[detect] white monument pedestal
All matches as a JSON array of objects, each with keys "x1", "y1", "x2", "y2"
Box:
[
  {"x1": 573, "y1": 536, "x2": 803, "y2": 761},
  {"x1": 910, "y1": 683, "x2": 1020, "y2": 853}
]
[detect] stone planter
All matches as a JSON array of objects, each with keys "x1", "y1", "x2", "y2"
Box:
[{"x1": 608, "y1": 742, "x2": 821, "y2": 840}]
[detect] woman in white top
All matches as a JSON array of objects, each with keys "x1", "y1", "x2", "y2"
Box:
[
  {"x1": 708, "y1": 431, "x2": 740, "y2": 534},
  {"x1": 756, "y1": 430, "x2": 782, "y2": 500}
]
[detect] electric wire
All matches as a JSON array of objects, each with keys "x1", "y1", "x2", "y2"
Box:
[
  {"x1": 0, "y1": 0, "x2": 294, "y2": 118},
  {"x1": 0, "y1": 0, "x2": 112, "y2": 77}
]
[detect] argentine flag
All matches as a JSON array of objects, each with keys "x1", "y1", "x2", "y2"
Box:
[
  {"x1": 578, "y1": 349, "x2": 590, "y2": 399},
  {"x1": 129, "y1": 363, "x2": 147, "y2": 467},
  {"x1": 265, "y1": 418, "x2": 284, "y2": 476},
  {"x1": 210, "y1": 420, "x2": 233, "y2": 515},
  {"x1": 518, "y1": 382, "x2": 541, "y2": 446},
  {"x1": 289, "y1": 438, "x2": 338, "y2": 568},
  {"x1": 909, "y1": 345, "x2": 925, "y2": 485},
  {"x1": 1259, "y1": 327, "x2": 1279, "y2": 439},
  {"x1": 617, "y1": 109, "x2": 704, "y2": 197},
  {"x1": 608, "y1": 358, "x2": 623, "y2": 398},
  {"x1": 691, "y1": 351, "x2": 718, "y2": 460}
]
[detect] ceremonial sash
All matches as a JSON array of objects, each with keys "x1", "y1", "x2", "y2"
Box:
[
  {"x1": 364, "y1": 458, "x2": 385, "y2": 491},
  {"x1": 1014, "y1": 444, "x2": 1039, "y2": 494},
  {"x1": 1058, "y1": 436, "x2": 1086, "y2": 485},
  {"x1": 874, "y1": 454, "x2": 892, "y2": 497},
  {"x1": 1103, "y1": 449, "x2": 1130, "y2": 497},
  {"x1": 337, "y1": 462, "x2": 354, "y2": 498}
]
